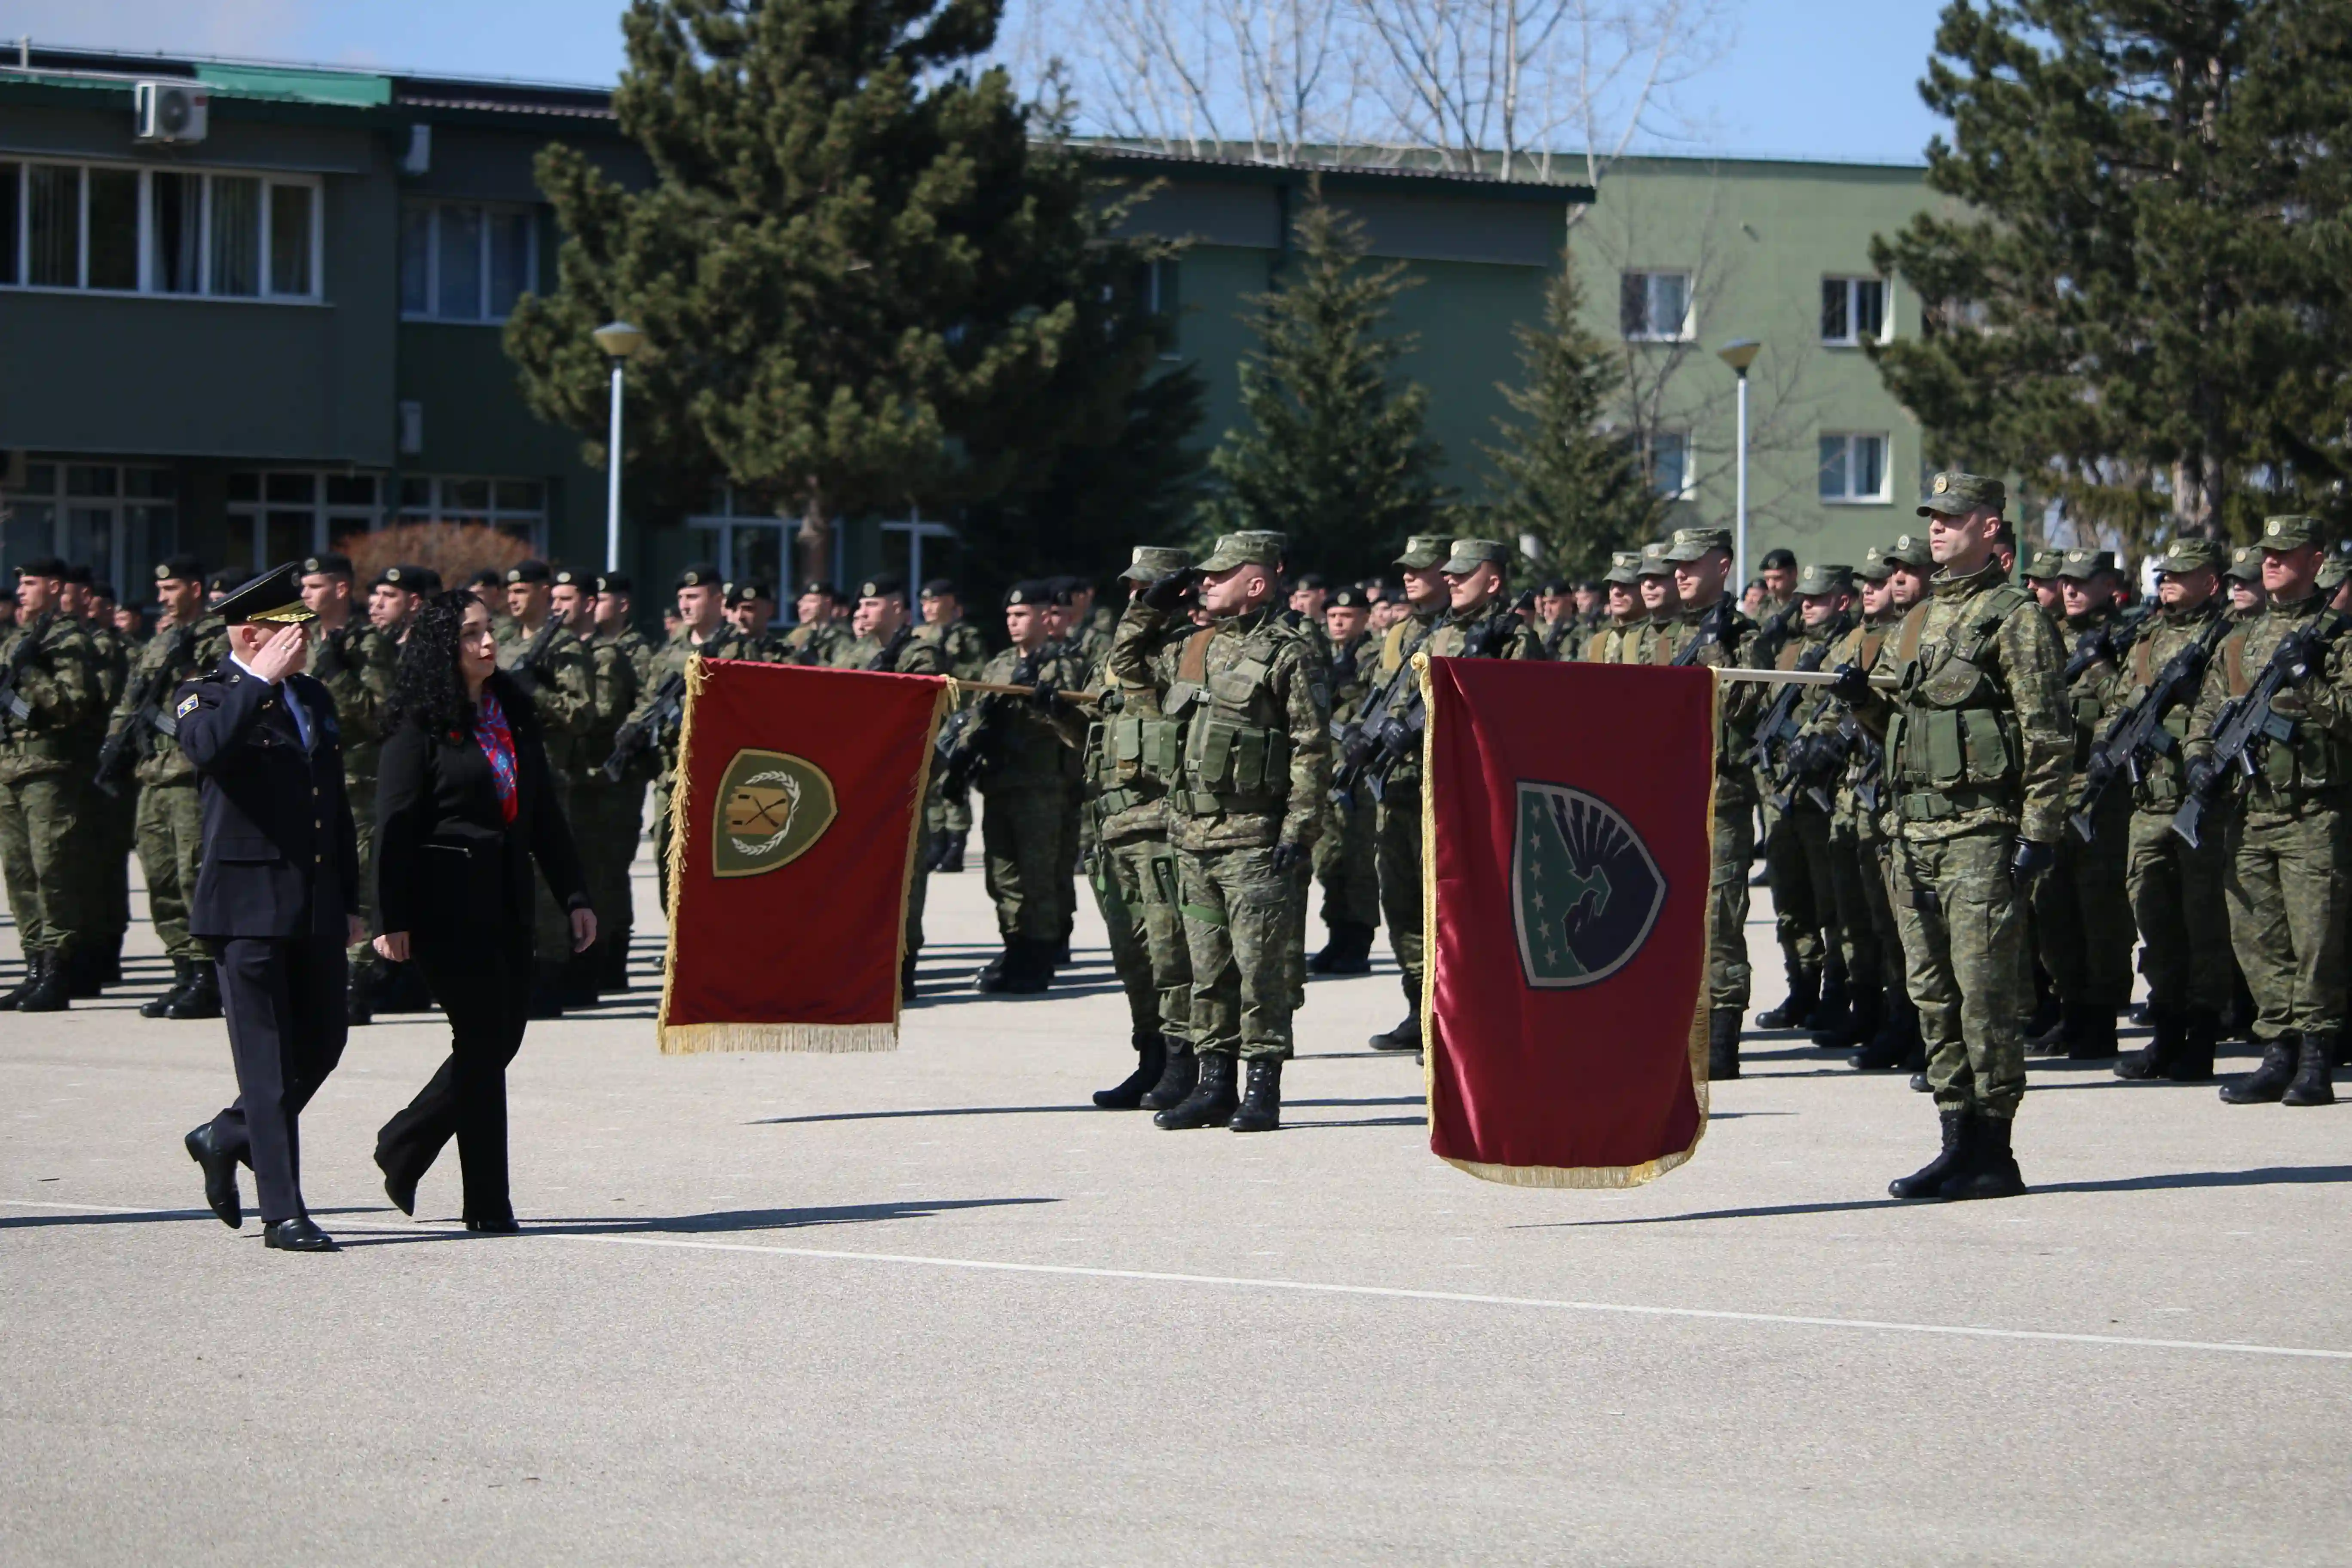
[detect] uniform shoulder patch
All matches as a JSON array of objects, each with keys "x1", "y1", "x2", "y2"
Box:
[{"x1": 175, "y1": 694, "x2": 200, "y2": 718}]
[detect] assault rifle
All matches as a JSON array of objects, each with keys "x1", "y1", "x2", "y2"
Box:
[
  {"x1": 1748, "y1": 639, "x2": 1834, "y2": 779},
  {"x1": 2063, "y1": 616, "x2": 2138, "y2": 685},
  {"x1": 94, "y1": 622, "x2": 197, "y2": 798},
  {"x1": 934, "y1": 640, "x2": 1051, "y2": 798},
  {"x1": 601, "y1": 667, "x2": 686, "y2": 783},
  {"x1": 1846, "y1": 714, "x2": 1886, "y2": 816},
  {"x1": 1748, "y1": 598, "x2": 1799, "y2": 668},
  {"x1": 0, "y1": 614, "x2": 51, "y2": 741},
  {"x1": 504, "y1": 614, "x2": 567, "y2": 693},
  {"x1": 1329, "y1": 592, "x2": 1531, "y2": 808},
  {"x1": 1673, "y1": 595, "x2": 1738, "y2": 667},
  {"x1": 2170, "y1": 612, "x2": 2352, "y2": 849},
  {"x1": 2065, "y1": 616, "x2": 2230, "y2": 844}
]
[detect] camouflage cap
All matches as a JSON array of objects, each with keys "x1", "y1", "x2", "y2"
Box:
[
  {"x1": 2226, "y1": 545, "x2": 2263, "y2": 582},
  {"x1": 1794, "y1": 562, "x2": 1855, "y2": 597},
  {"x1": 1636, "y1": 542, "x2": 1676, "y2": 579},
  {"x1": 1917, "y1": 471, "x2": 2006, "y2": 518},
  {"x1": 2056, "y1": 548, "x2": 2118, "y2": 581},
  {"x1": 1440, "y1": 537, "x2": 1514, "y2": 575},
  {"x1": 1883, "y1": 532, "x2": 1933, "y2": 571},
  {"x1": 2150, "y1": 537, "x2": 2226, "y2": 575},
  {"x1": 1602, "y1": 550, "x2": 1644, "y2": 587},
  {"x1": 1117, "y1": 545, "x2": 1193, "y2": 584},
  {"x1": 1394, "y1": 534, "x2": 1450, "y2": 571},
  {"x1": 2259, "y1": 514, "x2": 2322, "y2": 550},
  {"x1": 1197, "y1": 531, "x2": 1286, "y2": 573},
  {"x1": 1857, "y1": 546, "x2": 1894, "y2": 582},
  {"x1": 2022, "y1": 547, "x2": 2065, "y2": 580},
  {"x1": 1661, "y1": 525, "x2": 1735, "y2": 563}
]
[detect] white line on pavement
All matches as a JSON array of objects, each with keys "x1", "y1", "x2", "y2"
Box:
[{"x1": 11, "y1": 1195, "x2": 2351, "y2": 1363}]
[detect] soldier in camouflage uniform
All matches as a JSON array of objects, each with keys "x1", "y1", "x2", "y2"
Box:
[
  {"x1": 2225, "y1": 546, "x2": 2267, "y2": 621},
  {"x1": 1308, "y1": 585, "x2": 1380, "y2": 974},
  {"x1": 969, "y1": 581, "x2": 1089, "y2": 993},
  {"x1": 1584, "y1": 552, "x2": 1646, "y2": 662},
  {"x1": 1112, "y1": 532, "x2": 1329, "y2": 1132},
  {"x1": 1364, "y1": 535, "x2": 1461, "y2": 1054},
  {"x1": 842, "y1": 576, "x2": 948, "y2": 992},
  {"x1": 65, "y1": 564, "x2": 132, "y2": 994},
  {"x1": 777, "y1": 580, "x2": 851, "y2": 665},
  {"x1": 0, "y1": 559, "x2": 100, "y2": 1012},
  {"x1": 1753, "y1": 560, "x2": 1837, "y2": 1033},
  {"x1": 1838, "y1": 548, "x2": 1923, "y2": 1072},
  {"x1": 296, "y1": 551, "x2": 399, "y2": 1022},
  {"x1": 2184, "y1": 515, "x2": 2352, "y2": 1107},
  {"x1": 1081, "y1": 548, "x2": 1197, "y2": 1109},
  {"x1": 619, "y1": 564, "x2": 753, "y2": 913},
  {"x1": 554, "y1": 569, "x2": 640, "y2": 992},
  {"x1": 2104, "y1": 538, "x2": 2233, "y2": 1082},
  {"x1": 1633, "y1": 542, "x2": 1684, "y2": 664},
  {"x1": 2028, "y1": 548, "x2": 2138, "y2": 1059},
  {"x1": 918, "y1": 579, "x2": 989, "y2": 874},
  {"x1": 496, "y1": 560, "x2": 602, "y2": 1013},
  {"x1": 585, "y1": 573, "x2": 656, "y2": 982},
  {"x1": 106, "y1": 558, "x2": 229, "y2": 1019},
  {"x1": 1840, "y1": 473, "x2": 2070, "y2": 1201}
]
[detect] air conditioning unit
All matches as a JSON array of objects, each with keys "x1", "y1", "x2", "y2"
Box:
[{"x1": 134, "y1": 81, "x2": 210, "y2": 145}]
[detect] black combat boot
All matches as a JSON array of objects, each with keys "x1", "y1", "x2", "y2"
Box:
[
  {"x1": 1889, "y1": 1109, "x2": 1971, "y2": 1200},
  {"x1": 1754, "y1": 968, "x2": 1818, "y2": 1030},
  {"x1": 1140, "y1": 1040, "x2": 1197, "y2": 1112},
  {"x1": 141, "y1": 958, "x2": 195, "y2": 1020},
  {"x1": 975, "y1": 939, "x2": 1051, "y2": 995},
  {"x1": 1849, "y1": 992, "x2": 1911, "y2": 1070},
  {"x1": 18, "y1": 952, "x2": 71, "y2": 1013},
  {"x1": 2113, "y1": 1008, "x2": 2179, "y2": 1080},
  {"x1": 1938, "y1": 1114, "x2": 2026, "y2": 1200},
  {"x1": 900, "y1": 950, "x2": 919, "y2": 1000},
  {"x1": 2063, "y1": 1005, "x2": 2119, "y2": 1061},
  {"x1": 935, "y1": 830, "x2": 968, "y2": 873},
  {"x1": 1370, "y1": 975, "x2": 1421, "y2": 1051},
  {"x1": 2023, "y1": 962, "x2": 2060, "y2": 1042},
  {"x1": 1816, "y1": 982, "x2": 1880, "y2": 1050},
  {"x1": 1707, "y1": 1008, "x2": 1742, "y2": 1081},
  {"x1": 1094, "y1": 1032, "x2": 1169, "y2": 1110},
  {"x1": 1308, "y1": 921, "x2": 1375, "y2": 975},
  {"x1": 1801, "y1": 962, "x2": 1848, "y2": 1035},
  {"x1": 1229, "y1": 1058, "x2": 1283, "y2": 1132},
  {"x1": 1154, "y1": 1050, "x2": 1239, "y2": 1130},
  {"x1": 2282, "y1": 1034, "x2": 2337, "y2": 1107},
  {"x1": 166, "y1": 960, "x2": 222, "y2": 1020},
  {"x1": 2220, "y1": 1035, "x2": 2299, "y2": 1104},
  {"x1": 2170, "y1": 1009, "x2": 2218, "y2": 1081},
  {"x1": 1896, "y1": 999, "x2": 1927, "y2": 1073},
  {"x1": 0, "y1": 955, "x2": 36, "y2": 1011}
]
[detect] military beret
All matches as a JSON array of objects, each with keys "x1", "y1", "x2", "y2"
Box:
[
  {"x1": 64, "y1": 564, "x2": 92, "y2": 585},
  {"x1": 1328, "y1": 585, "x2": 1369, "y2": 609},
  {"x1": 1636, "y1": 542, "x2": 1676, "y2": 578},
  {"x1": 725, "y1": 580, "x2": 773, "y2": 607},
  {"x1": 1291, "y1": 572, "x2": 1328, "y2": 592},
  {"x1": 798, "y1": 579, "x2": 838, "y2": 600},
  {"x1": 466, "y1": 568, "x2": 505, "y2": 590},
  {"x1": 1537, "y1": 577, "x2": 1571, "y2": 596},
  {"x1": 299, "y1": 552, "x2": 354, "y2": 579},
  {"x1": 1918, "y1": 471, "x2": 2006, "y2": 518},
  {"x1": 1663, "y1": 526, "x2": 1735, "y2": 563},
  {"x1": 1882, "y1": 533, "x2": 1933, "y2": 570},
  {"x1": 1440, "y1": 537, "x2": 1514, "y2": 575},
  {"x1": 375, "y1": 563, "x2": 439, "y2": 594},
  {"x1": 1795, "y1": 562, "x2": 1855, "y2": 597},
  {"x1": 2226, "y1": 545, "x2": 2263, "y2": 582},
  {"x1": 2150, "y1": 538, "x2": 2226, "y2": 575},
  {"x1": 858, "y1": 576, "x2": 907, "y2": 601},
  {"x1": 1760, "y1": 548, "x2": 1798, "y2": 572},
  {"x1": 1047, "y1": 576, "x2": 1083, "y2": 605},
  {"x1": 1394, "y1": 534, "x2": 1450, "y2": 571},
  {"x1": 502, "y1": 560, "x2": 550, "y2": 586},
  {"x1": 1004, "y1": 579, "x2": 1052, "y2": 608},
  {"x1": 155, "y1": 554, "x2": 206, "y2": 584},
  {"x1": 214, "y1": 563, "x2": 316, "y2": 627},
  {"x1": 675, "y1": 563, "x2": 724, "y2": 590},
  {"x1": 1198, "y1": 532, "x2": 1287, "y2": 573},
  {"x1": 551, "y1": 567, "x2": 589, "y2": 588},
  {"x1": 593, "y1": 572, "x2": 632, "y2": 596},
  {"x1": 209, "y1": 569, "x2": 243, "y2": 595},
  {"x1": 2056, "y1": 548, "x2": 2119, "y2": 581},
  {"x1": 2259, "y1": 515, "x2": 2323, "y2": 550},
  {"x1": 1602, "y1": 550, "x2": 1644, "y2": 587},
  {"x1": 920, "y1": 578, "x2": 959, "y2": 599},
  {"x1": 1118, "y1": 546, "x2": 1193, "y2": 584}
]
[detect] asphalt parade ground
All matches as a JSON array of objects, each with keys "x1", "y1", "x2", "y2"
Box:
[{"x1": 5, "y1": 826, "x2": 2350, "y2": 1566}]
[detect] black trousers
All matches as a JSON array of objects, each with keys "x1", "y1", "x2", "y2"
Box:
[
  {"x1": 210, "y1": 936, "x2": 349, "y2": 1225},
  {"x1": 375, "y1": 937, "x2": 531, "y2": 1221}
]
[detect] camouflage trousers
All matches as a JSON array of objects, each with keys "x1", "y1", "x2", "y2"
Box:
[
  {"x1": 926, "y1": 775, "x2": 972, "y2": 838},
  {"x1": 1707, "y1": 801, "x2": 1754, "y2": 1010},
  {"x1": 1792, "y1": 807, "x2": 1879, "y2": 990},
  {"x1": 1178, "y1": 841, "x2": 1295, "y2": 1061},
  {"x1": 2033, "y1": 787, "x2": 2135, "y2": 1010},
  {"x1": 569, "y1": 776, "x2": 646, "y2": 967},
  {"x1": 1375, "y1": 782, "x2": 1424, "y2": 989},
  {"x1": 1892, "y1": 828, "x2": 2028, "y2": 1121},
  {"x1": 2127, "y1": 807, "x2": 2232, "y2": 1016},
  {"x1": 346, "y1": 782, "x2": 378, "y2": 983},
  {"x1": 1314, "y1": 794, "x2": 1381, "y2": 932},
  {"x1": 1762, "y1": 799, "x2": 1826, "y2": 978},
  {"x1": 0, "y1": 772, "x2": 84, "y2": 957},
  {"x1": 1853, "y1": 828, "x2": 1905, "y2": 992},
  {"x1": 2222, "y1": 804, "x2": 2348, "y2": 1042},
  {"x1": 905, "y1": 824, "x2": 930, "y2": 956},
  {"x1": 134, "y1": 781, "x2": 204, "y2": 960},
  {"x1": 1089, "y1": 831, "x2": 1192, "y2": 1044},
  {"x1": 1060, "y1": 799, "x2": 1088, "y2": 946},
  {"x1": 980, "y1": 779, "x2": 1077, "y2": 942}
]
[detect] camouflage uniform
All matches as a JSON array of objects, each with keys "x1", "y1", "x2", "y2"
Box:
[
  {"x1": 622, "y1": 610, "x2": 754, "y2": 911},
  {"x1": 1776, "y1": 585, "x2": 1871, "y2": 1029},
  {"x1": 110, "y1": 611, "x2": 230, "y2": 964},
  {"x1": 846, "y1": 613, "x2": 948, "y2": 962},
  {"x1": 1828, "y1": 554, "x2": 1909, "y2": 1064},
  {"x1": 1860, "y1": 476, "x2": 2070, "y2": 1169},
  {"x1": 79, "y1": 612, "x2": 135, "y2": 983},
  {"x1": 1312, "y1": 606, "x2": 1381, "y2": 951},
  {"x1": 919, "y1": 614, "x2": 990, "y2": 857},
  {"x1": 570, "y1": 614, "x2": 644, "y2": 988},
  {"x1": 306, "y1": 609, "x2": 398, "y2": 998},
  {"x1": 974, "y1": 628, "x2": 1089, "y2": 952},
  {"x1": 0, "y1": 608, "x2": 100, "y2": 978},
  {"x1": 775, "y1": 618, "x2": 852, "y2": 668}
]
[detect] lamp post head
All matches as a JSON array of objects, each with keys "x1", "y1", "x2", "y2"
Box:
[
  {"x1": 1717, "y1": 337, "x2": 1761, "y2": 375},
  {"x1": 593, "y1": 320, "x2": 647, "y2": 360}
]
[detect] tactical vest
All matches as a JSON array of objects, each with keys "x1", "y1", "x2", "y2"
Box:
[
  {"x1": 2125, "y1": 621, "x2": 2206, "y2": 806},
  {"x1": 1086, "y1": 697, "x2": 1185, "y2": 817},
  {"x1": 2063, "y1": 617, "x2": 2116, "y2": 770},
  {"x1": 1884, "y1": 585, "x2": 2033, "y2": 822},
  {"x1": 2222, "y1": 622, "x2": 2351, "y2": 796},
  {"x1": 1164, "y1": 625, "x2": 1291, "y2": 820}
]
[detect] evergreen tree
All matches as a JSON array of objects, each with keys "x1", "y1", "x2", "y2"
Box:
[
  {"x1": 505, "y1": 0, "x2": 1166, "y2": 576},
  {"x1": 1479, "y1": 252, "x2": 1668, "y2": 579},
  {"x1": 1202, "y1": 189, "x2": 1447, "y2": 581},
  {"x1": 1870, "y1": 0, "x2": 2352, "y2": 544}
]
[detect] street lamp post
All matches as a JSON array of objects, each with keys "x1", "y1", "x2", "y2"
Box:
[
  {"x1": 591, "y1": 320, "x2": 646, "y2": 573},
  {"x1": 1717, "y1": 338, "x2": 1760, "y2": 589}
]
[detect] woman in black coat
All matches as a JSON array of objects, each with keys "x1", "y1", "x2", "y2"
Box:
[{"x1": 371, "y1": 590, "x2": 594, "y2": 1231}]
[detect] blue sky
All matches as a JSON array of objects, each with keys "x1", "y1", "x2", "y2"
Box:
[{"x1": 8, "y1": 0, "x2": 1951, "y2": 164}]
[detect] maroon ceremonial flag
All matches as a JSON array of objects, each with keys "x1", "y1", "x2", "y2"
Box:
[{"x1": 1419, "y1": 655, "x2": 1716, "y2": 1185}]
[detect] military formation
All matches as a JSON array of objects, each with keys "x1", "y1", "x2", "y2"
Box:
[{"x1": 16, "y1": 482, "x2": 2348, "y2": 1181}]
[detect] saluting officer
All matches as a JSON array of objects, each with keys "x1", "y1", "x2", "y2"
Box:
[{"x1": 176, "y1": 565, "x2": 364, "y2": 1253}]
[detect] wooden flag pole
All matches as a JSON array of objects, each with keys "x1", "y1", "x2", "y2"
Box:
[{"x1": 1715, "y1": 667, "x2": 1899, "y2": 689}]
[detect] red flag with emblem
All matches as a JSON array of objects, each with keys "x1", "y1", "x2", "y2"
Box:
[
  {"x1": 658, "y1": 658, "x2": 946, "y2": 1053},
  {"x1": 1418, "y1": 655, "x2": 1715, "y2": 1184}
]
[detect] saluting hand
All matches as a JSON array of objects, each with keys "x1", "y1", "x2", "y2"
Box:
[{"x1": 246, "y1": 623, "x2": 309, "y2": 685}]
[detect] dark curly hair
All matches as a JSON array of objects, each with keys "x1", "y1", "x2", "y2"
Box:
[{"x1": 385, "y1": 589, "x2": 487, "y2": 737}]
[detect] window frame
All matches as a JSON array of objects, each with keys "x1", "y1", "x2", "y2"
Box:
[
  {"x1": 1818, "y1": 431, "x2": 1893, "y2": 505},
  {"x1": 0, "y1": 156, "x2": 322, "y2": 303},
  {"x1": 1647, "y1": 428, "x2": 1696, "y2": 501},
  {"x1": 395, "y1": 473, "x2": 548, "y2": 551},
  {"x1": 399, "y1": 198, "x2": 541, "y2": 325},
  {"x1": 1620, "y1": 269, "x2": 1694, "y2": 343},
  {"x1": 226, "y1": 469, "x2": 385, "y2": 573},
  {"x1": 1821, "y1": 275, "x2": 1890, "y2": 347}
]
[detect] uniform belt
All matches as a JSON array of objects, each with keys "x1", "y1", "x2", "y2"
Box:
[
  {"x1": 1182, "y1": 789, "x2": 1278, "y2": 816},
  {"x1": 1896, "y1": 787, "x2": 2010, "y2": 821}
]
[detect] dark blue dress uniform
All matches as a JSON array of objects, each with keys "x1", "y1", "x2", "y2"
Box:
[{"x1": 177, "y1": 645, "x2": 360, "y2": 1238}]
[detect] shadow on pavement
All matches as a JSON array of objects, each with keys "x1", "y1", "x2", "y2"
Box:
[
  {"x1": 1, "y1": 1202, "x2": 385, "y2": 1231},
  {"x1": 753, "y1": 1095, "x2": 1424, "y2": 1126},
  {"x1": 339, "y1": 1195, "x2": 1060, "y2": 1248}
]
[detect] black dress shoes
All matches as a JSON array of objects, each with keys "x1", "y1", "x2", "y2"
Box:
[
  {"x1": 182, "y1": 1123, "x2": 243, "y2": 1230},
  {"x1": 464, "y1": 1214, "x2": 520, "y2": 1234},
  {"x1": 263, "y1": 1216, "x2": 337, "y2": 1252}
]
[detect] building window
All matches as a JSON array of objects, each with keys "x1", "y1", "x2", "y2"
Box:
[
  {"x1": 0, "y1": 459, "x2": 177, "y2": 599},
  {"x1": 1819, "y1": 433, "x2": 1891, "y2": 503},
  {"x1": 226, "y1": 470, "x2": 384, "y2": 572},
  {"x1": 401, "y1": 200, "x2": 538, "y2": 322},
  {"x1": 397, "y1": 475, "x2": 546, "y2": 547},
  {"x1": 1620, "y1": 270, "x2": 1692, "y2": 342},
  {"x1": 1822, "y1": 276, "x2": 1888, "y2": 345},
  {"x1": 689, "y1": 490, "x2": 795, "y2": 625},
  {"x1": 1135, "y1": 257, "x2": 1181, "y2": 358},
  {"x1": 1647, "y1": 430, "x2": 1694, "y2": 499},
  {"x1": 0, "y1": 159, "x2": 321, "y2": 300}
]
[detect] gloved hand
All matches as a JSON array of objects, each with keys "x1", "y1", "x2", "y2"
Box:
[
  {"x1": 1828, "y1": 663, "x2": 1874, "y2": 704},
  {"x1": 2009, "y1": 837, "x2": 2055, "y2": 884},
  {"x1": 1270, "y1": 840, "x2": 1305, "y2": 876},
  {"x1": 2183, "y1": 757, "x2": 2221, "y2": 799},
  {"x1": 504, "y1": 664, "x2": 539, "y2": 698},
  {"x1": 1029, "y1": 675, "x2": 1059, "y2": 707},
  {"x1": 1139, "y1": 567, "x2": 1200, "y2": 613}
]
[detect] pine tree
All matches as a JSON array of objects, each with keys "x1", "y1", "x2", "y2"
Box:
[
  {"x1": 1480, "y1": 253, "x2": 1667, "y2": 579},
  {"x1": 1869, "y1": 0, "x2": 2352, "y2": 544},
  {"x1": 505, "y1": 0, "x2": 1166, "y2": 576},
  {"x1": 1202, "y1": 188, "x2": 1447, "y2": 581}
]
